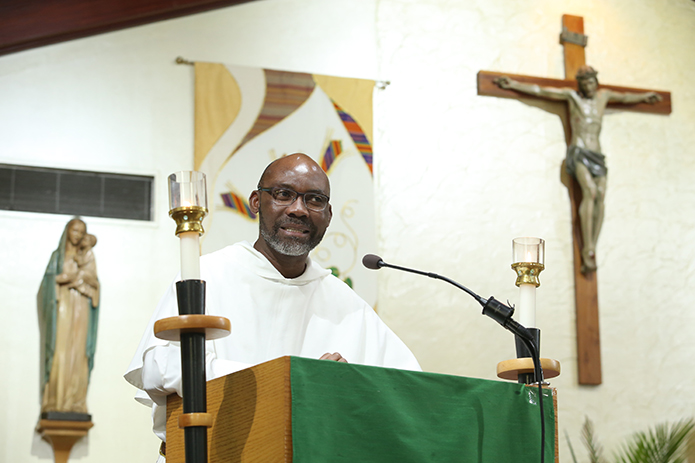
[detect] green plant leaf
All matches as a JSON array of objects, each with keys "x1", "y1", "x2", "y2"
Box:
[
  {"x1": 565, "y1": 429, "x2": 580, "y2": 463},
  {"x1": 613, "y1": 418, "x2": 694, "y2": 463},
  {"x1": 581, "y1": 417, "x2": 605, "y2": 463}
]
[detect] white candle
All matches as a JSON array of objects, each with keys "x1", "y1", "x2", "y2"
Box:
[
  {"x1": 180, "y1": 231, "x2": 201, "y2": 280},
  {"x1": 518, "y1": 283, "x2": 536, "y2": 327},
  {"x1": 512, "y1": 237, "x2": 544, "y2": 328}
]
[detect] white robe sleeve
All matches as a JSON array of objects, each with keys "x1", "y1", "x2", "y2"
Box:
[{"x1": 359, "y1": 300, "x2": 422, "y2": 371}]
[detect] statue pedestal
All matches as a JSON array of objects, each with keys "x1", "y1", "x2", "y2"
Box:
[{"x1": 36, "y1": 419, "x2": 93, "y2": 463}]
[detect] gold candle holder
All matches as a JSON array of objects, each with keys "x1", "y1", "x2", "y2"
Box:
[
  {"x1": 169, "y1": 206, "x2": 208, "y2": 236},
  {"x1": 511, "y1": 262, "x2": 545, "y2": 287},
  {"x1": 168, "y1": 171, "x2": 209, "y2": 281}
]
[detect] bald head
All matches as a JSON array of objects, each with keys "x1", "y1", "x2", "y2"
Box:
[{"x1": 258, "y1": 153, "x2": 330, "y2": 196}]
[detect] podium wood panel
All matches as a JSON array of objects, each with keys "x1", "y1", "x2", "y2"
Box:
[
  {"x1": 166, "y1": 357, "x2": 292, "y2": 463},
  {"x1": 167, "y1": 356, "x2": 558, "y2": 462}
]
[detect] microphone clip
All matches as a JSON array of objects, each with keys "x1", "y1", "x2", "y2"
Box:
[{"x1": 481, "y1": 297, "x2": 537, "y2": 352}]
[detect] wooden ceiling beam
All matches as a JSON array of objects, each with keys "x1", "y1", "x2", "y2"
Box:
[{"x1": 0, "y1": 0, "x2": 256, "y2": 56}]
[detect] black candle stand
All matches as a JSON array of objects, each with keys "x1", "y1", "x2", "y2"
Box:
[{"x1": 154, "y1": 280, "x2": 230, "y2": 463}]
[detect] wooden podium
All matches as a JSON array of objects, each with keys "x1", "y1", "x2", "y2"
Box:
[{"x1": 166, "y1": 356, "x2": 557, "y2": 462}]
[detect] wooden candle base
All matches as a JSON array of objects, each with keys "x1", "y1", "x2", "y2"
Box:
[{"x1": 496, "y1": 358, "x2": 561, "y2": 381}]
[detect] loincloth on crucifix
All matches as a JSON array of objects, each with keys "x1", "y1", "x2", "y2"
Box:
[{"x1": 565, "y1": 146, "x2": 607, "y2": 178}]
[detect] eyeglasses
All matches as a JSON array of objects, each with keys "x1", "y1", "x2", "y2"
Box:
[{"x1": 258, "y1": 187, "x2": 330, "y2": 212}]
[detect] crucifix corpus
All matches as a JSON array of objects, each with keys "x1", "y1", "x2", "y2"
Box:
[{"x1": 477, "y1": 15, "x2": 672, "y2": 385}]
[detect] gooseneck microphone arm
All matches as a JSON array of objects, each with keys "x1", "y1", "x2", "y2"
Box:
[
  {"x1": 362, "y1": 254, "x2": 539, "y2": 360},
  {"x1": 363, "y1": 254, "x2": 487, "y2": 304},
  {"x1": 362, "y1": 253, "x2": 547, "y2": 463}
]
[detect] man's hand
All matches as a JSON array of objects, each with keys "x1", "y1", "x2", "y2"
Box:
[{"x1": 320, "y1": 352, "x2": 348, "y2": 363}]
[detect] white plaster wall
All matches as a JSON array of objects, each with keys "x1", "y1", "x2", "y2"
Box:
[
  {"x1": 374, "y1": 0, "x2": 695, "y2": 459},
  {"x1": 0, "y1": 0, "x2": 693, "y2": 461}
]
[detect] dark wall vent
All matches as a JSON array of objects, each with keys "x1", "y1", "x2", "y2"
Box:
[{"x1": 0, "y1": 164, "x2": 153, "y2": 221}]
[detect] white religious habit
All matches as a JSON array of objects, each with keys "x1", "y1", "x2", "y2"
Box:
[{"x1": 124, "y1": 241, "x2": 421, "y2": 442}]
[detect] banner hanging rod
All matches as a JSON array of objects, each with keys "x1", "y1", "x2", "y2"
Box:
[{"x1": 174, "y1": 56, "x2": 390, "y2": 88}]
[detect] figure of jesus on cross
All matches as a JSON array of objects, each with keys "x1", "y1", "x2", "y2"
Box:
[
  {"x1": 494, "y1": 66, "x2": 661, "y2": 272},
  {"x1": 477, "y1": 14, "x2": 671, "y2": 385}
]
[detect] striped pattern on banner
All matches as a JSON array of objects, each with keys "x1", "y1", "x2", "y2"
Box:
[
  {"x1": 321, "y1": 140, "x2": 343, "y2": 173},
  {"x1": 221, "y1": 191, "x2": 257, "y2": 220},
  {"x1": 332, "y1": 101, "x2": 373, "y2": 175},
  {"x1": 235, "y1": 70, "x2": 316, "y2": 155}
]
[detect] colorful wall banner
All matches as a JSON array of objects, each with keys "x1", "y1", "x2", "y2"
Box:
[{"x1": 194, "y1": 63, "x2": 377, "y2": 305}]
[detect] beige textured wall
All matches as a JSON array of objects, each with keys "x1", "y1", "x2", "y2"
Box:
[{"x1": 0, "y1": 0, "x2": 693, "y2": 461}]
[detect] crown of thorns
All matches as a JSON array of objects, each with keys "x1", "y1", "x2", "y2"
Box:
[{"x1": 576, "y1": 65, "x2": 598, "y2": 80}]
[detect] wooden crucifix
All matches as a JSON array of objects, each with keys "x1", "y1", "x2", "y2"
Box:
[{"x1": 477, "y1": 15, "x2": 672, "y2": 385}]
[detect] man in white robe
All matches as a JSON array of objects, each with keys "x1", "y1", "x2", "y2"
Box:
[{"x1": 124, "y1": 153, "x2": 420, "y2": 461}]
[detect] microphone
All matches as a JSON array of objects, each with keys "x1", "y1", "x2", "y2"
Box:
[
  {"x1": 361, "y1": 253, "x2": 384, "y2": 270},
  {"x1": 361, "y1": 254, "x2": 536, "y2": 348}
]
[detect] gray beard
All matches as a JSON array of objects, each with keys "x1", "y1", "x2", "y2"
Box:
[{"x1": 259, "y1": 220, "x2": 323, "y2": 257}]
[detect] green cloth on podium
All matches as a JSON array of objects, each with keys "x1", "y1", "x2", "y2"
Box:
[{"x1": 291, "y1": 357, "x2": 554, "y2": 462}]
